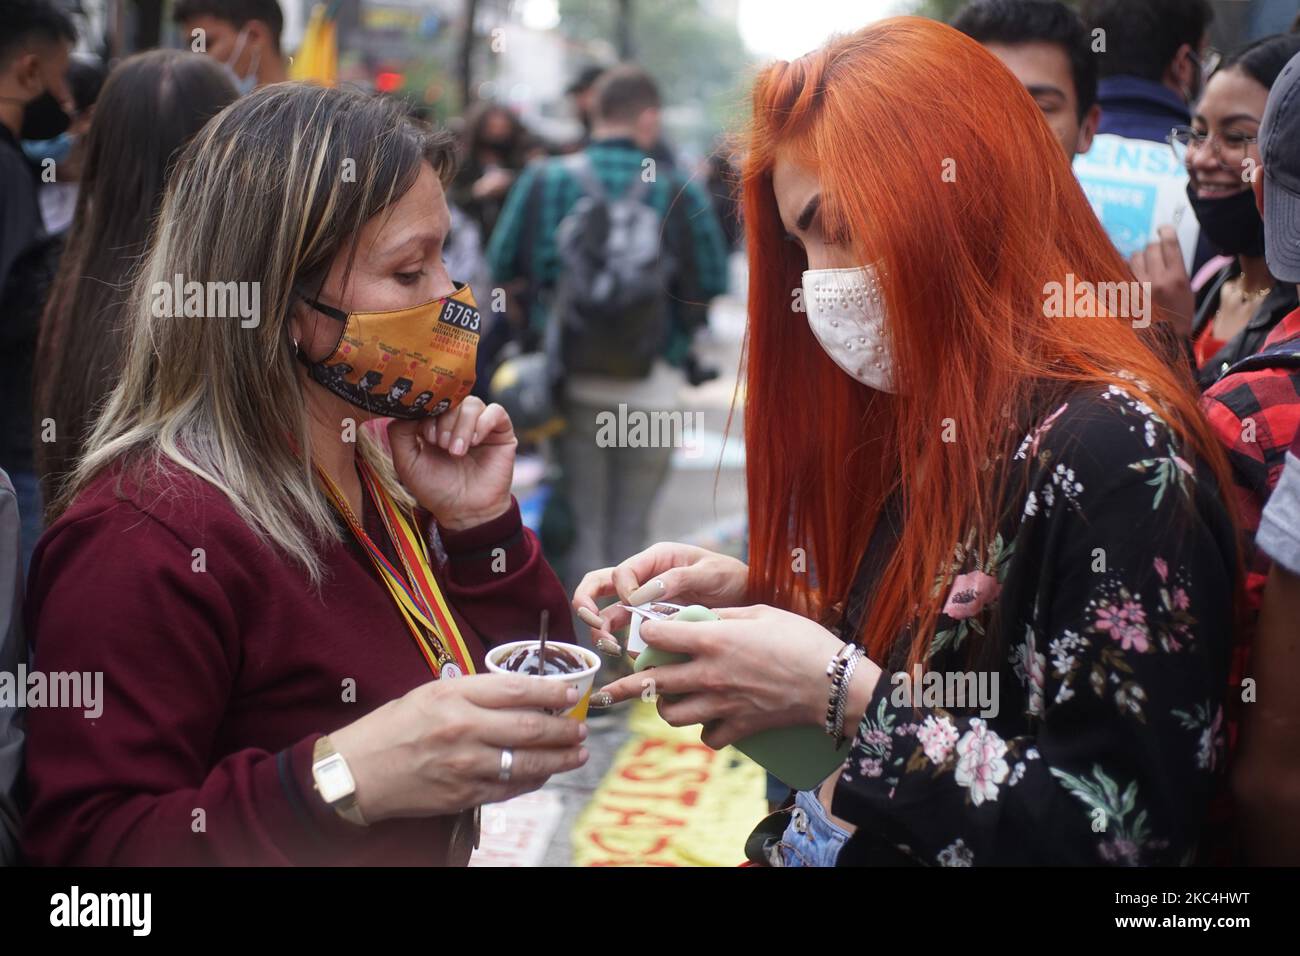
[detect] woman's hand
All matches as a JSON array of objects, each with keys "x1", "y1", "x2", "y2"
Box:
[
  {"x1": 1130, "y1": 225, "x2": 1195, "y2": 339},
  {"x1": 594, "y1": 604, "x2": 881, "y2": 750},
  {"x1": 389, "y1": 397, "x2": 516, "y2": 531},
  {"x1": 572, "y1": 542, "x2": 750, "y2": 645},
  {"x1": 329, "y1": 673, "x2": 589, "y2": 822}
]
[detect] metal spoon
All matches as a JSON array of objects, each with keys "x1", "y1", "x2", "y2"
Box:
[{"x1": 537, "y1": 609, "x2": 549, "y2": 675}]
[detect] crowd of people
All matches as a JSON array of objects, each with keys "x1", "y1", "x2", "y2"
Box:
[{"x1": 0, "y1": 0, "x2": 1298, "y2": 868}]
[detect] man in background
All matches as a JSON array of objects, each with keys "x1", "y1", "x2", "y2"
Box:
[
  {"x1": 488, "y1": 66, "x2": 727, "y2": 590},
  {"x1": 0, "y1": 0, "x2": 73, "y2": 295},
  {"x1": 1082, "y1": 0, "x2": 1213, "y2": 142},
  {"x1": 0, "y1": 0, "x2": 76, "y2": 571},
  {"x1": 953, "y1": 0, "x2": 1100, "y2": 160},
  {"x1": 174, "y1": 0, "x2": 287, "y2": 93},
  {"x1": 1075, "y1": 0, "x2": 1215, "y2": 270}
]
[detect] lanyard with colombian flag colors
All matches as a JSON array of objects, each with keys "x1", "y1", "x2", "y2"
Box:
[{"x1": 316, "y1": 458, "x2": 476, "y2": 679}]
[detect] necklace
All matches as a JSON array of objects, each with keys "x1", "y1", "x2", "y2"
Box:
[{"x1": 1228, "y1": 275, "x2": 1272, "y2": 305}]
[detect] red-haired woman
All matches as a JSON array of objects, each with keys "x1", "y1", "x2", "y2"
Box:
[{"x1": 576, "y1": 18, "x2": 1240, "y2": 866}]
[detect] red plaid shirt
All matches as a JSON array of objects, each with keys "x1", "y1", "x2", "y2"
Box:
[
  {"x1": 1198, "y1": 307, "x2": 1300, "y2": 860},
  {"x1": 1202, "y1": 306, "x2": 1300, "y2": 610},
  {"x1": 1201, "y1": 306, "x2": 1300, "y2": 752}
]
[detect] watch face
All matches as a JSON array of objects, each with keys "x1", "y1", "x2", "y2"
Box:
[{"x1": 314, "y1": 754, "x2": 356, "y2": 804}]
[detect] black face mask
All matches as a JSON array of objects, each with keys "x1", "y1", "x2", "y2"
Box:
[
  {"x1": 20, "y1": 91, "x2": 70, "y2": 142},
  {"x1": 1186, "y1": 182, "x2": 1267, "y2": 257}
]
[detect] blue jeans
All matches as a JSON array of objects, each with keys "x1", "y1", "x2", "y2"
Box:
[{"x1": 777, "y1": 788, "x2": 851, "y2": 867}]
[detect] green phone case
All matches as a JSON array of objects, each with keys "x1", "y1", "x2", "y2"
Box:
[{"x1": 632, "y1": 605, "x2": 853, "y2": 791}]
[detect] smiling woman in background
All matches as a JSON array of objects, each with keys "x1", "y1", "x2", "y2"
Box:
[
  {"x1": 1135, "y1": 34, "x2": 1300, "y2": 386},
  {"x1": 22, "y1": 85, "x2": 586, "y2": 866}
]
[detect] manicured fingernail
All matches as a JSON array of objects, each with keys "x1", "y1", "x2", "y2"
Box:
[
  {"x1": 439, "y1": 431, "x2": 451, "y2": 448},
  {"x1": 626, "y1": 578, "x2": 665, "y2": 605},
  {"x1": 579, "y1": 747, "x2": 590, "y2": 762},
  {"x1": 577, "y1": 606, "x2": 604, "y2": 628},
  {"x1": 566, "y1": 687, "x2": 579, "y2": 703},
  {"x1": 452, "y1": 437, "x2": 465, "y2": 455},
  {"x1": 595, "y1": 638, "x2": 623, "y2": 657},
  {"x1": 589, "y1": 691, "x2": 614, "y2": 709},
  {"x1": 577, "y1": 723, "x2": 589, "y2": 740}
]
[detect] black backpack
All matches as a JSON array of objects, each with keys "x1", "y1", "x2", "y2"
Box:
[{"x1": 551, "y1": 153, "x2": 676, "y2": 379}]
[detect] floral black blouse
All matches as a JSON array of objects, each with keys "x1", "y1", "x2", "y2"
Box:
[{"x1": 832, "y1": 377, "x2": 1238, "y2": 866}]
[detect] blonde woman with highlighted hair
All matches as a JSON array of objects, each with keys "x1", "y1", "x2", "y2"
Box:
[{"x1": 23, "y1": 84, "x2": 588, "y2": 865}]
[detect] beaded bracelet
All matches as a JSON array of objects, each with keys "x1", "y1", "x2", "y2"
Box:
[{"x1": 824, "y1": 643, "x2": 856, "y2": 736}]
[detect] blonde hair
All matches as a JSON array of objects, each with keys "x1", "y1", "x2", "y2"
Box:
[{"x1": 60, "y1": 83, "x2": 458, "y2": 585}]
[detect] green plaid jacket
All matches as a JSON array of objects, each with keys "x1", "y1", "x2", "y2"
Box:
[{"x1": 485, "y1": 137, "x2": 729, "y2": 365}]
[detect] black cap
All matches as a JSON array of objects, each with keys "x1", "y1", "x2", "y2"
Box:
[{"x1": 1262, "y1": 50, "x2": 1300, "y2": 283}]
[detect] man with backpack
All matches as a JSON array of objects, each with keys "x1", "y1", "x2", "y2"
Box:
[{"x1": 487, "y1": 65, "x2": 728, "y2": 588}]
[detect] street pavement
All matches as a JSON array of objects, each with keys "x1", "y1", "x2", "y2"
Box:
[{"x1": 476, "y1": 259, "x2": 753, "y2": 866}]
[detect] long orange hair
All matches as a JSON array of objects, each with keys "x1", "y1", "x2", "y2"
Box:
[{"x1": 741, "y1": 17, "x2": 1236, "y2": 669}]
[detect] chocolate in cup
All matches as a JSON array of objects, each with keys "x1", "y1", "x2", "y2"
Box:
[{"x1": 484, "y1": 640, "x2": 601, "y2": 719}]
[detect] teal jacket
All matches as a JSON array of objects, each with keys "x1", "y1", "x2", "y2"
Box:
[{"x1": 486, "y1": 137, "x2": 729, "y2": 365}]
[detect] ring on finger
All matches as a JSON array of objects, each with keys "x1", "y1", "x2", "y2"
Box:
[{"x1": 498, "y1": 747, "x2": 514, "y2": 782}]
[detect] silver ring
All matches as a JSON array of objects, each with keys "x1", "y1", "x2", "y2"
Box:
[{"x1": 498, "y1": 747, "x2": 514, "y2": 782}]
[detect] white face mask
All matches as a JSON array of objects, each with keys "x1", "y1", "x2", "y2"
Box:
[
  {"x1": 802, "y1": 264, "x2": 896, "y2": 393},
  {"x1": 220, "y1": 27, "x2": 260, "y2": 96}
]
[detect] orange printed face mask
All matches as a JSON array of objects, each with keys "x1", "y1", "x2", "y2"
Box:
[{"x1": 296, "y1": 282, "x2": 481, "y2": 420}]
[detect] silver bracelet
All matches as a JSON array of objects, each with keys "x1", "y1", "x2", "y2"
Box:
[
  {"x1": 833, "y1": 648, "x2": 864, "y2": 745},
  {"x1": 832, "y1": 647, "x2": 863, "y2": 743}
]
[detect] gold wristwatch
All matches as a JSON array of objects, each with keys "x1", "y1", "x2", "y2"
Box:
[{"x1": 311, "y1": 736, "x2": 368, "y2": 826}]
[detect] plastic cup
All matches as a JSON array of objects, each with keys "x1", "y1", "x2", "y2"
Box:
[{"x1": 484, "y1": 640, "x2": 601, "y2": 720}]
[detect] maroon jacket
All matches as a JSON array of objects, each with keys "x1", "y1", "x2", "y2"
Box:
[{"x1": 21, "y1": 459, "x2": 574, "y2": 865}]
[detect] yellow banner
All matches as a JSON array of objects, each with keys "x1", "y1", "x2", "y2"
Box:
[{"x1": 571, "y1": 700, "x2": 768, "y2": 866}]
